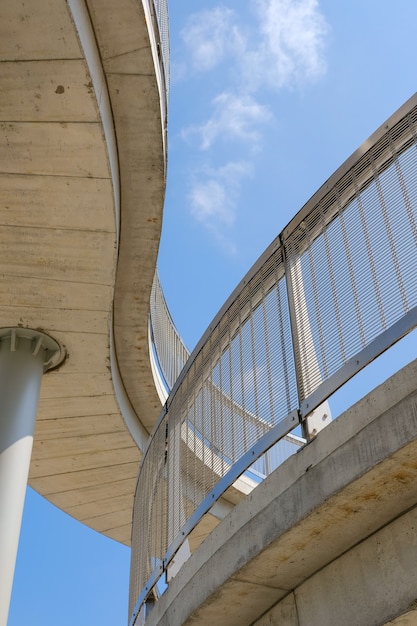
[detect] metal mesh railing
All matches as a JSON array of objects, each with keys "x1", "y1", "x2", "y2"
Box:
[
  {"x1": 129, "y1": 95, "x2": 417, "y2": 623},
  {"x1": 149, "y1": 269, "x2": 303, "y2": 470},
  {"x1": 152, "y1": 0, "x2": 170, "y2": 97},
  {"x1": 142, "y1": 0, "x2": 169, "y2": 179},
  {"x1": 284, "y1": 113, "x2": 417, "y2": 404},
  {"x1": 150, "y1": 272, "x2": 190, "y2": 392}
]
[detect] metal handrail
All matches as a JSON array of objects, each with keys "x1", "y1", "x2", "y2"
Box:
[
  {"x1": 149, "y1": 272, "x2": 190, "y2": 394},
  {"x1": 142, "y1": 0, "x2": 170, "y2": 174},
  {"x1": 130, "y1": 93, "x2": 417, "y2": 624}
]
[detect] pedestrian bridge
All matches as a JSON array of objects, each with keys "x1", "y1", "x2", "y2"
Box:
[
  {"x1": 1, "y1": 3, "x2": 417, "y2": 626},
  {"x1": 0, "y1": 2, "x2": 169, "y2": 622},
  {"x1": 0, "y1": 0, "x2": 169, "y2": 547},
  {"x1": 130, "y1": 94, "x2": 417, "y2": 625}
]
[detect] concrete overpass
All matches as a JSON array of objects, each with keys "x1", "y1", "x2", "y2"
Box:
[
  {"x1": 0, "y1": 1, "x2": 167, "y2": 621},
  {"x1": 2, "y1": 4, "x2": 417, "y2": 626}
]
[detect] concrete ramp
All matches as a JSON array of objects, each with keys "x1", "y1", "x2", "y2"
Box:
[{"x1": 0, "y1": 0, "x2": 166, "y2": 545}]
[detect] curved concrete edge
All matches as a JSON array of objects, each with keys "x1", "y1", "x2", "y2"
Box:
[
  {"x1": 387, "y1": 609, "x2": 417, "y2": 626},
  {"x1": 142, "y1": 0, "x2": 168, "y2": 173},
  {"x1": 146, "y1": 357, "x2": 417, "y2": 626},
  {"x1": 68, "y1": 0, "x2": 152, "y2": 452},
  {"x1": 68, "y1": 0, "x2": 167, "y2": 443},
  {"x1": 1, "y1": 0, "x2": 140, "y2": 545},
  {"x1": 148, "y1": 322, "x2": 169, "y2": 406},
  {"x1": 110, "y1": 320, "x2": 149, "y2": 452},
  {"x1": 67, "y1": 0, "x2": 120, "y2": 240},
  {"x1": 85, "y1": 0, "x2": 167, "y2": 436},
  {"x1": 1, "y1": 0, "x2": 167, "y2": 546}
]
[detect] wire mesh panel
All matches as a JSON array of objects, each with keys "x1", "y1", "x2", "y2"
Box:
[
  {"x1": 152, "y1": 0, "x2": 170, "y2": 96},
  {"x1": 130, "y1": 248, "x2": 299, "y2": 619},
  {"x1": 150, "y1": 272, "x2": 190, "y2": 390},
  {"x1": 129, "y1": 414, "x2": 168, "y2": 617},
  {"x1": 130, "y1": 96, "x2": 417, "y2": 623},
  {"x1": 284, "y1": 108, "x2": 417, "y2": 401}
]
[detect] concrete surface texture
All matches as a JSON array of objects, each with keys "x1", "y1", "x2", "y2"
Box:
[
  {"x1": 146, "y1": 357, "x2": 417, "y2": 626},
  {"x1": 0, "y1": 0, "x2": 166, "y2": 545}
]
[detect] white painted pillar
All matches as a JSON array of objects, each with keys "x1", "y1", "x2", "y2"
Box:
[{"x1": 0, "y1": 328, "x2": 65, "y2": 626}]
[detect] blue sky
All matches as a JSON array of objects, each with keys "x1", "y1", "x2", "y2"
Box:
[{"x1": 9, "y1": 2, "x2": 417, "y2": 624}]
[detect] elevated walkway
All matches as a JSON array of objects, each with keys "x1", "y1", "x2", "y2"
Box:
[
  {"x1": 146, "y1": 357, "x2": 417, "y2": 626},
  {"x1": 0, "y1": 0, "x2": 166, "y2": 545},
  {"x1": 129, "y1": 93, "x2": 417, "y2": 623}
]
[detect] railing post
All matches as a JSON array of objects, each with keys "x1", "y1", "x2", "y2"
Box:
[
  {"x1": 280, "y1": 237, "x2": 331, "y2": 439},
  {"x1": 166, "y1": 406, "x2": 190, "y2": 582}
]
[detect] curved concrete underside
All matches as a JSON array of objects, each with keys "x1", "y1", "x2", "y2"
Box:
[
  {"x1": 0, "y1": 0, "x2": 165, "y2": 545},
  {"x1": 147, "y1": 358, "x2": 417, "y2": 626}
]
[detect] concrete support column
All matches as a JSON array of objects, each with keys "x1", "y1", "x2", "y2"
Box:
[{"x1": 0, "y1": 328, "x2": 65, "y2": 626}]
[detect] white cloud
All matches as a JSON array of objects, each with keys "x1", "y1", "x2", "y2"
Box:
[
  {"x1": 179, "y1": 1, "x2": 329, "y2": 250},
  {"x1": 180, "y1": 1, "x2": 328, "y2": 152},
  {"x1": 248, "y1": 0, "x2": 328, "y2": 90},
  {"x1": 188, "y1": 161, "x2": 252, "y2": 251},
  {"x1": 183, "y1": 92, "x2": 271, "y2": 150},
  {"x1": 181, "y1": 7, "x2": 244, "y2": 72},
  {"x1": 180, "y1": 1, "x2": 328, "y2": 91},
  {"x1": 190, "y1": 179, "x2": 231, "y2": 225}
]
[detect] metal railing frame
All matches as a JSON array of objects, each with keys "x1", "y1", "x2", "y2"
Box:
[{"x1": 130, "y1": 94, "x2": 417, "y2": 624}]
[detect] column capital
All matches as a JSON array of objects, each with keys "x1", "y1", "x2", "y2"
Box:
[{"x1": 0, "y1": 327, "x2": 66, "y2": 372}]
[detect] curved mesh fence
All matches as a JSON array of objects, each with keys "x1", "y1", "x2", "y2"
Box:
[
  {"x1": 129, "y1": 95, "x2": 417, "y2": 623},
  {"x1": 150, "y1": 272, "x2": 190, "y2": 391},
  {"x1": 152, "y1": 0, "x2": 170, "y2": 96},
  {"x1": 142, "y1": 0, "x2": 170, "y2": 178},
  {"x1": 284, "y1": 108, "x2": 417, "y2": 406}
]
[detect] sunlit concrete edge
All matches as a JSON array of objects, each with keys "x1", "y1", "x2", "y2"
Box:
[{"x1": 146, "y1": 357, "x2": 417, "y2": 626}]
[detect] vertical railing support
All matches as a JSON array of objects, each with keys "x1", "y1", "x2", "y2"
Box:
[
  {"x1": 166, "y1": 408, "x2": 190, "y2": 583},
  {"x1": 281, "y1": 238, "x2": 331, "y2": 439}
]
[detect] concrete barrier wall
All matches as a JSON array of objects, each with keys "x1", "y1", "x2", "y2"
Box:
[
  {"x1": 146, "y1": 357, "x2": 417, "y2": 626},
  {"x1": 257, "y1": 505, "x2": 417, "y2": 626}
]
